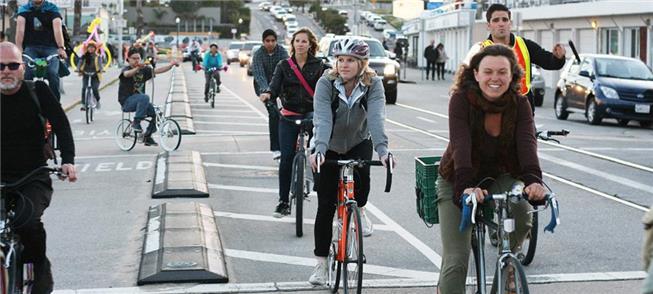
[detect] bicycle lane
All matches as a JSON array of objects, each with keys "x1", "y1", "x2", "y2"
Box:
[{"x1": 45, "y1": 64, "x2": 178, "y2": 289}]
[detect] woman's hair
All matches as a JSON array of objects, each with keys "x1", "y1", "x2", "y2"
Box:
[
  {"x1": 327, "y1": 57, "x2": 377, "y2": 86},
  {"x1": 290, "y1": 27, "x2": 318, "y2": 56},
  {"x1": 450, "y1": 44, "x2": 523, "y2": 96}
]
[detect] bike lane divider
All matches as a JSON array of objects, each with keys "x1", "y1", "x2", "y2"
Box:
[
  {"x1": 165, "y1": 67, "x2": 196, "y2": 135},
  {"x1": 152, "y1": 150, "x2": 208, "y2": 198}
]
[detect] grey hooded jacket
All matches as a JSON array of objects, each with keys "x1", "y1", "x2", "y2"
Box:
[{"x1": 313, "y1": 74, "x2": 389, "y2": 158}]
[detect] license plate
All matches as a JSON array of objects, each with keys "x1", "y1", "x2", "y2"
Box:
[{"x1": 635, "y1": 104, "x2": 651, "y2": 114}]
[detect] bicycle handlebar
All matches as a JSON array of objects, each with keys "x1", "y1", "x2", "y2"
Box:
[
  {"x1": 264, "y1": 101, "x2": 313, "y2": 126},
  {"x1": 536, "y1": 129, "x2": 570, "y2": 143},
  {"x1": 315, "y1": 153, "x2": 393, "y2": 193},
  {"x1": 0, "y1": 166, "x2": 64, "y2": 190},
  {"x1": 22, "y1": 54, "x2": 59, "y2": 65}
]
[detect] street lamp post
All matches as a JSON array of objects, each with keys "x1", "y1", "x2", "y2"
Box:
[{"x1": 175, "y1": 17, "x2": 180, "y2": 50}]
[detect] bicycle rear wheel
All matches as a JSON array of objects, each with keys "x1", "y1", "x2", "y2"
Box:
[
  {"x1": 327, "y1": 242, "x2": 341, "y2": 293},
  {"x1": 492, "y1": 256, "x2": 529, "y2": 294},
  {"x1": 159, "y1": 119, "x2": 182, "y2": 151},
  {"x1": 115, "y1": 119, "x2": 137, "y2": 151},
  {"x1": 291, "y1": 153, "x2": 305, "y2": 237},
  {"x1": 519, "y1": 211, "x2": 538, "y2": 266},
  {"x1": 342, "y1": 204, "x2": 364, "y2": 294}
]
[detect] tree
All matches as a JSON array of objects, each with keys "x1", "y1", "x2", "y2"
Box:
[
  {"x1": 73, "y1": 0, "x2": 81, "y2": 37},
  {"x1": 289, "y1": 0, "x2": 309, "y2": 13}
]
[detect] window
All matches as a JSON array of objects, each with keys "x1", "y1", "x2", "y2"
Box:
[
  {"x1": 580, "y1": 58, "x2": 593, "y2": 76},
  {"x1": 567, "y1": 59, "x2": 581, "y2": 75},
  {"x1": 623, "y1": 27, "x2": 640, "y2": 59},
  {"x1": 601, "y1": 28, "x2": 619, "y2": 55}
]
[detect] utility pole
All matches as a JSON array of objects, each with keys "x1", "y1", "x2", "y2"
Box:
[
  {"x1": 136, "y1": 0, "x2": 143, "y2": 38},
  {"x1": 73, "y1": 0, "x2": 81, "y2": 37},
  {"x1": 118, "y1": 0, "x2": 124, "y2": 65}
]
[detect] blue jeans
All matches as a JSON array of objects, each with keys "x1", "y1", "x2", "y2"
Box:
[
  {"x1": 24, "y1": 46, "x2": 61, "y2": 101},
  {"x1": 122, "y1": 94, "x2": 156, "y2": 133},
  {"x1": 278, "y1": 113, "x2": 313, "y2": 203}
]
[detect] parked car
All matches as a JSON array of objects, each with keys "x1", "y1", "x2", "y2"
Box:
[
  {"x1": 531, "y1": 65, "x2": 545, "y2": 107},
  {"x1": 373, "y1": 19, "x2": 387, "y2": 31},
  {"x1": 226, "y1": 41, "x2": 244, "y2": 64},
  {"x1": 246, "y1": 45, "x2": 262, "y2": 76},
  {"x1": 319, "y1": 35, "x2": 400, "y2": 104},
  {"x1": 239, "y1": 41, "x2": 263, "y2": 67},
  {"x1": 339, "y1": 10, "x2": 348, "y2": 17},
  {"x1": 554, "y1": 54, "x2": 653, "y2": 127},
  {"x1": 258, "y1": 2, "x2": 271, "y2": 10}
]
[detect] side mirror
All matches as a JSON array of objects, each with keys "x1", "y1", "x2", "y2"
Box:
[{"x1": 579, "y1": 70, "x2": 592, "y2": 78}]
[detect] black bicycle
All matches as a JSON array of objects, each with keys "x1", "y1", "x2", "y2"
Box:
[
  {"x1": 206, "y1": 67, "x2": 226, "y2": 109},
  {"x1": 0, "y1": 167, "x2": 64, "y2": 294},
  {"x1": 266, "y1": 101, "x2": 313, "y2": 237},
  {"x1": 81, "y1": 72, "x2": 99, "y2": 124}
]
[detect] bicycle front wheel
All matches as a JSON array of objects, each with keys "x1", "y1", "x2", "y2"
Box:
[
  {"x1": 342, "y1": 204, "x2": 364, "y2": 294},
  {"x1": 327, "y1": 242, "x2": 341, "y2": 293},
  {"x1": 292, "y1": 153, "x2": 305, "y2": 237},
  {"x1": 209, "y1": 79, "x2": 216, "y2": 108},
  {"x1": 159, "y1": 119, "x2": 182, "y2": 151},
  {"x1": 85, "y1": 88, "x2": 93, "y2": 124},
  {"x1": 471, "y1": 224, "x2": 487, "y2": 294},
  {"x1": 115, "y1": 119, "x2": 137, "y2": 151},
  {"x1": 519, "y1": 211, "x2": 538, "y2": 266},
  {"x1": 492, "y1": 256, "x2": 529, "y2": 294}
]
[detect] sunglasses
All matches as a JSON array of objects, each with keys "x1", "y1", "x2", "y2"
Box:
[{"x1": 0, "y1": 62, "x2": 21, "y2": 71}]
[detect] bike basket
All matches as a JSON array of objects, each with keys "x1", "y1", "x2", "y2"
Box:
[{"x1": 415, "y1": 156, "x2": 441, "y2": 227}]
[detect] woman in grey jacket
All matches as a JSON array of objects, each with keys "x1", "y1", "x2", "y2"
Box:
[{"x1": 307, "y1": 38, "x2": 396, "y2": 285}]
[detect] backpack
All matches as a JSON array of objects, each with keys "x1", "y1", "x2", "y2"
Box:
[{"x1": 24, "y1": 81, "x2": 57, "y2": 161}]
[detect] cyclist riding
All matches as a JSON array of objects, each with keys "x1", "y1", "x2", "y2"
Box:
[
  {"x1": 308, "y1": 37, "x2": 396, "y2": 285},
  {"x1": 436, "y1": 44, "x2": 547, "y2": 294},
  {"x1": 1, "y1": 42, "x2": 77, "y2": 294},
  {"x1": 15, "y1": 0, "x2": 68, "y2": 101},
  {"x1": 189, "y1": 39, "x2": 201, "y2": 71},
  {"x1": 261, "y1": 28, "x2": 329, "y2": 218},
  {"x1": 203, "y1": 43, "x2": 224, "y2": 102},
  {"x1": 118, "y1": 47, "x2": 178, "y2": 147},
  {"x1": 77, "y1": 40, "x2": 105, "y2": 110},
  {"x1": 463, "y1": 3, "x2": 566, "y2": 113}
]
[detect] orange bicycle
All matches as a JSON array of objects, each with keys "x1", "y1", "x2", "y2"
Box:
[{"x1": 316, "y1": 154, "x2": 393, "y2": 294}]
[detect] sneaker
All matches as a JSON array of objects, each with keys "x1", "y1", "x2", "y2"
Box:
[
  {"x1": 216, "y1": 86, "x2": 221, "y2": 93},
  {"x1": 204, "y1": 95, "x2": 209, "y2": 102},
  {"x1": 272, "y1": 150, "x2": 282, "y2": 160},
  {"x1": 132, "y1": 121, "x2": 143, "y2": 132},
  {"x1": 273, "y1": 201, "x2": 290, "y2": 218},
  {"x1": 143, "y1": 136, "x2": 158, "y2": 146},
  {"x1": 80, "y1": 106, "x2": 86, "y2": 111},
  {"x1": 308, "y1": 257, "x2": 328, "y2": 285},
  {"x1": 95, "y1": 100, "x2": 101, "y2": 110},
  {"x1": 360, "y1": 207, "x2": 373, "y2": 237}
]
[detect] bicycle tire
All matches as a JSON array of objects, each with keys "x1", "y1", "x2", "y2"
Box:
[
  {"x1": 492, "y1": 256, "x2": 529, "y2": 294},
  {"x1": 292, "y1": 153, "x2": 305, "y2": 237},
  {"x1": 520, "y1": 211, "x2": 538, "y2": 266},
  {"x1": 209, "y1": 78, "x2": 216, "y2": 108},
  {"x1": 471, "y1": 225, "x2": 487, "y2": 294},
  {"x1": 115, "y1": 119, "x2": 137, "y2": 151},
  {"x1": 328, "y1": 242, "x2": 341, "y2": 293},
  {"x1": 85, "y1": 88, "x2": 92, "y2": 124},
  {"x1": 159, "y1": 119, "x2": 182, "y2": 151},
  {"x1": 2, "y1": 243, "x2": 23, "y2": 294},
  {"x1": 342, "y1": 204, "x2": 363, "y2": 294}
]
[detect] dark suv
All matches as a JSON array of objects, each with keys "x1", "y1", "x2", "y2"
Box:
[
  {"x1": 554, "y1": 54, "x2": 653, "y2": 127},
  {"x1": 318, "y1": 35, "x2": 400, "y2": 104}
]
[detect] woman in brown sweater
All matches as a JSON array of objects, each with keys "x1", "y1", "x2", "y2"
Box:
[{"x1": 436, "y1": 44, "x2": 547, "y2": 294}]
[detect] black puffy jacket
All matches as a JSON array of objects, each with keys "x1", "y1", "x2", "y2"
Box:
[{"x1": 267, "y1": 54, "x2": 328, "y2": 114}]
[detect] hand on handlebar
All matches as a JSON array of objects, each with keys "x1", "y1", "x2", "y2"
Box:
[
  {"x1": 380, "y1": 153, "x2": 396, "y2": 170},
  {"x1": 61, "y1": 163, "x2": 77, "y2": 182},
  {"x1": 259, "y1": 93, "x2": 271, "y2": 102},
  {"x1": 462, "y1": 187, "x2": 488, "y2": 204},
  {"x1": 524, "y1": 182, "x2": 546, "y2": 201},
  {"x1": 310, "y1": 152, "x2": 324, "y2": 173}
]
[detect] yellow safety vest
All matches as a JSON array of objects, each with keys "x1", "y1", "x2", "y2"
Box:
[{"x1": 482, "y1": 36, "x2": 531, "y2": 95}]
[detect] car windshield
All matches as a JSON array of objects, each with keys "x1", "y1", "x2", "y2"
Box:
[
  {"x1": 595, "y1": 58, "x2": 653, "y2": 80},
  {"x1": 243, "y1": 43, "x2": 260, "y2": 50},
  {"x1": 329, "y1": 39, "x2": 386, "y2": 58},
  {"x1": 229, "y1": 43, "x2": 243, "y2": 49}
]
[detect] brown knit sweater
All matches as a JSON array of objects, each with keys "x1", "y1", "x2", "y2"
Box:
[{"x1": 439, "y1": 90, "x2": 542, "y2": 207}]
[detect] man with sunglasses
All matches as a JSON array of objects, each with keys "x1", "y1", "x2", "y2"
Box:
[
  {"x1": 463, "y1": 3, "x2": 566, "y2": 113},
  {"x1": 15, "y1": 0, "x2": 68, "y2": 101},
  {"x1": 1, "y1": 42, "x2": 77, "y2": 294}
]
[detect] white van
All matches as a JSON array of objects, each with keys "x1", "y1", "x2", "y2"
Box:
[{"x1": 374, "y1": 19, "x2": 387, "y2": 31}]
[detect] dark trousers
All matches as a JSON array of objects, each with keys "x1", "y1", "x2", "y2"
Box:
[
  {"x1": 436, "y1": 62, "x2": 445, "y2": 79},
  {"x1": 80, "y1": 74, "x2": 100, "y2": 104},
  {"x1": 313, "y1": 139, "x2": 372, "y2": 257},
  {"x1": 7, "y1": 171, "x2": 54, "y2": 294},
  {"x1": 278, "y1": 114, "x2": 312, "y2": 203},
  {"x1": 425, "y1": 60, "x2": 436, "y2": 79},
  {"x1": 204, "y1": 70, "x2": 221, "y2": 97},
  {"x1": 267, "y1": 104, "x2": 280, "y2": 152},
  {"x1": 121, "y1": 94, "x2": 157, "y2": 134},
  {"x1": 24, "y1": 46, "x2": 61, "y2": 101}
]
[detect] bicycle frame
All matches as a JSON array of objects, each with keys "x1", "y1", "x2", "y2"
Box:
[{"x1": 22, "y1": 54, "x2": 59, "y2": 81}]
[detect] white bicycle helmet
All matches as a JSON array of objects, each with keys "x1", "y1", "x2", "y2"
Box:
[{"x1": 332, "y1": 38, "x2": 369, "y2": 60}]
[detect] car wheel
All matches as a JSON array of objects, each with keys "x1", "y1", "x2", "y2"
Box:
[
  {"x1": 227, "y1": 60, "x2": 231, "y2": 65},
  {"x1": 585, "y1": 98, "x2": 603, "y2": 125},
  {"x1": 534, "y1": 93, "x2": 543, "y2": 107},
  {"x1": 554, "y1": 93, "x2": 569, "y2": 120},
  {"x1": 639, "y1": 121, "x2": 652, "y2": 128},
  {"x1": 617, "y1": 119, "x2": 630, "y2": 127},
  {"x1": 240, "y1": 62, "x2": 245, "y2": 67},
  {"x1": 385, "y1": 88, "x2": 397, "y2": 104}
]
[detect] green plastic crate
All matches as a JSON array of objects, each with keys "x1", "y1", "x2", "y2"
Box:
[{"x1": 415, "y1": 156, "x2": 441, "y2": 226}]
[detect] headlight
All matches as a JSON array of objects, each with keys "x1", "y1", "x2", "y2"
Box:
[
  {"x1": 383, "y1": 64, "x2": 395, "y2": 76},
  {"x1": 600, "y1": 86, "x2": 619, "y2": 99},
  {"x1": 239, "y1": 52, "x2": 248, "y2": 60}
]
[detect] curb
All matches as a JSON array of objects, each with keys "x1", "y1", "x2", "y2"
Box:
[{"x1": 62, "y1": 76, "x2": 120, "y2": 113}]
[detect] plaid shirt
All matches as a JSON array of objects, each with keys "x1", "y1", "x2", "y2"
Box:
[{"x1": 251, "y1": 44, "x2": 289, "y2": 96}]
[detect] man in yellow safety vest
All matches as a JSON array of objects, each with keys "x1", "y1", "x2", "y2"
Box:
[{"x1": 464, "y1": 3, "x2": 566, "y2": 112}]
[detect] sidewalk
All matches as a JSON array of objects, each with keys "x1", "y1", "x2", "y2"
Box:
[
  {"x1": 398, "y1": 65, "x2": 454, "y2": 86},
  {"x1": 59, "y1": 64, "x2": 122, "y2": 112}
]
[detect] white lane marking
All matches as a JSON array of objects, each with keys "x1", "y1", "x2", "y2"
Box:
[
  {"x1": 75, "y1": 153, "x2": 155, "y2": 159},
  {"x1": 195, "y1": 130, "x2": 268, "y2": 135},
  {"x1": 214, "y1": 211, "x2": 393, "y2": 232},
  {"x1": 202, "y1": 151, "x2": 273, "y2": 155},
  {"x1": 417, "y1": 116, "x2": 436, "y2": 123},
  {"x1": 192, "y1": 109, "x2": 254, "y2": 114},
  {"x1": 193, "y1": 121, "x2": 268, "y2": 126},
  {"x1": 221, "y1": 85, "x2": 268, "y2": 120},
  {"x1": 564, "y1": 135, "x2": 653, "y2": 143},
  {"x1": 386, "y1": 119, "x2": 450, "y2": 142},
  {"x1": 396, "y1": 103, "x2": 449, "y2": 119},
  {"x1": 192, "y1": 114, "x2": 262, "y2": 119},
  {"x1": 543, "y1": 172, "x2": 648, "y2": 211},
  {"x1": 581, "y1": 147, "x2": 653, "y2": 151},
  {"x1": 203, "y1": 162, "x2": 277, "y2": 171},
  {"x1": 51, "y1": 271, "x2": 647, "y2": 293},
  {"x1": 75, "y1": 136, "x2": 114, "y2": 141},
  {"x1": 208, "y1": 183, "x2": 277, "y2": 194},
  {"x1": 365, "y1": 203, "x2": 442, "y2": 269},
  {"x1": 224, "y1": 249, "x2": 434, "y2": 280},
  {"x1": 539, "y1": 153, "x2": 653, "y2": 194}
]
